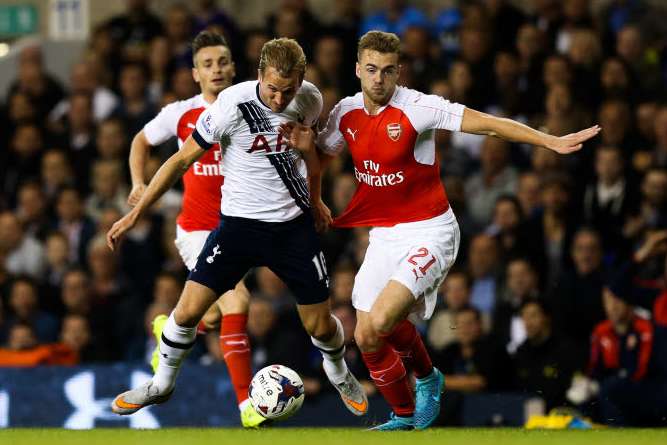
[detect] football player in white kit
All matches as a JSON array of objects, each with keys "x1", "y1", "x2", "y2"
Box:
[
  {"x1": 282, "y1": 31, "x2": 600, "y2": 430},
  {"x1": 127, "y1": 31, "x2": 265, "y2": 427},
  {"x1": 107, "y1": 38, "x2": 368, "y2": 417}
]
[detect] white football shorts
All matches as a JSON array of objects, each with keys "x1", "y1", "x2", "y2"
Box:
[
  {"x1": 352, "y1": 208, "x2": 460, "y2": 320},
  {"x1": 175, "y1": 224, "x2": 212, "y2": 271}
]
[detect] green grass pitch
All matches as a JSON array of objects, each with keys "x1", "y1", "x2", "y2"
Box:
[{"x1": 1, "y1": 428, "x2": 667, "y2": 445}]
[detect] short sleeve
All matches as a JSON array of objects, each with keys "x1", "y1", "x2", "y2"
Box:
[
  {"x1": 144, "y1": 103, "x2": 178, "y2": 145},
  {"x1": 316, "y1": 101, "x2": 346, "y2": 156},
  {"x1": 403, "y1": 93, "x2": 465, "y2": 133},
  {"x1": 301, "y1": 84, "x2": 323, "y2": 127},
  {"x1": 193, "y1": 90, "x2": 235, "y2": 149}
]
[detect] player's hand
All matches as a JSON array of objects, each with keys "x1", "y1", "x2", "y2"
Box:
[
  {"x1": 106, "y1": 210, "x2": 139, "y2": 251},
  {"x1": 279, "y1": 122, "x2": 315, "y2": 153},
  {"x1": 127, "y1": 183, "x2": 147, "y2": 207},
  {"x1": 544, "y1": 125, "x2": 601, "y2": 154},
  {"x1": 310, "y1": 198, "x2": 333, "y2": 233}
]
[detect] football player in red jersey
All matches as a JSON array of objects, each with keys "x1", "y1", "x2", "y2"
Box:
[
  {"x1": 126, "y1": 30, "x2": 264, "y2": 428},
  {"x1": 282, "y1": 31, "x2": 600, "y2": 430}
]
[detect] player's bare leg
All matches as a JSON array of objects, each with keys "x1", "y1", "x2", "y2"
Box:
[
  {"x1": 359, "y1": 280, "x2": 443, "y2": 430},
  {"x1": 297, "y1": 300, "x2": 368, "y2": 416},
  {"x1": 112, "y1": 280, "x2": 218, "y2": 415}
]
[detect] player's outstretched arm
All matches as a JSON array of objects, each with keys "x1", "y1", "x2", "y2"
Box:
[
  {"x1": 127, "y1": 130, "x2": 153, "y2": 207},
  {"x1": 461, "y1": 108, "x2": 601, "y2": 154},
  {"x1": 106, "y1": 135, "x2": 206, "y2": 250}
]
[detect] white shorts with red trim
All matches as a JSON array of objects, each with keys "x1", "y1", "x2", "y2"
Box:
[
  {"x1": 351, "y1": 208, "x2": 460, "y2": 320},
  {"x1": 175, "y1": 224, "x2": 212, "y2": 271}
]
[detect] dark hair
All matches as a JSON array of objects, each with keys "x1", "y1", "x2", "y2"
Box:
[
  {"x1": 191, "y1": 30, "x2": 229, "y2": 62},
  {"x1": 456, "y1": 304, "x2": 482, "y2": 321},
  {"x1": 519, "y1": 297, "x2": 551, "y2": 318}
]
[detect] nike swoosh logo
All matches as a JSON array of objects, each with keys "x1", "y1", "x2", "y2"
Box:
[
  {"x1": 114, "y1": 396, "x2": 142, "y2": 410},
  {"x1": 344, "y1": 396, "x2": 368, "y2": 414}
]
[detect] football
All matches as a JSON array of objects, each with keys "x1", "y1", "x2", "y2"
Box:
[{"x1": 248, "y1": 364, "x2": 305, "y2": 420}]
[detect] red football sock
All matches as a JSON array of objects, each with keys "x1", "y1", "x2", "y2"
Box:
[
  {"x1": 362, "y1": 343, "x2": 415, "y2": 417},
  {"x1": 220, "y1": 314, "x2": 252, "y2": 406},
  {"x1": 386, "y1": 319, "x2": 433, "y2": 379}
]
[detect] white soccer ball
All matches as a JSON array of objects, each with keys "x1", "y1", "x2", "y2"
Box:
[{"x1": 248, "y1": 364, "x2": 305, "y2": 420}]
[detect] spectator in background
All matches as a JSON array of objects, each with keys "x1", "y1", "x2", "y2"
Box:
[
  {"x1": 330, "y1": 262, "x2": 355, "y2": 306},
  {"x1": 516, "y1": 172, "x2": 542, "y2": 219},
  {"x1": 43, "y1": 231, "x2": 71, "y2": 310},
  {"x1": 401, "y1": 26, "x2": 441, "y2": 92},
  {"x1": 106, "y1": 0, "x2": 163, "y2": 62},
  {"x1": 597, "y1": 99, "x2": 635, "y2": 153},
  {"x1": 53, "y1": 187, "x2": 96, "y2": 265},
  {"x1": 313, "y1": 35, "x2": 354, "y2": 96},
  {"x1": 164, "y1": 3, "x2": 194, "y2": 65},
  {"x1": 113, "y1": 63, "x2": 156, "y2": 136},
  {"x1": 467, "y1": 234, "x2": 501, "y2": 318},
  {"x1": 59, "y1": 314, "x2": 93, "y2": 363},
  {"x1": 515, "y1": 23, "x2": 546, "y2": 115},
  {"x1": 0, "y1": 323, "x2": 76, "y2": 366},
  {"x1": 615, "y1": 24, "x2": 661, "y2": 95},
  {"x1": 193, "y1": 0, "x2": 241, "y2": 54},
  {"x1": 95, "y1": 118, "x2": 129, "y2": 162},
  {"x1": 547, "y1": 228, "x2": 606, "y2": 367},
  {"x1": 624, "y1": 168, "x2": 667, "y2": 241},
  {"x1": 1, "y1": 123, "x2": 44, "y2": 204},
  {"x1": 483, "y1": 0, "x2": 525, "y2": 53},
  {"x1": 40, "y1": 149, "x2": 76, "y2": 202},
  {"x1": 5, "y1": 91, "x2": 38, "y2": 130},
  {"x1": 427, "y1": 271, "x2": 472, "y2": 352},
  {"x1": 489, "y1": 51, "x2": 523, "y2": 118},
  {"x1": 327, "y1": 0, "x2": 362, "y2": 69},
  {"x1": 492, "y1": 258, "x2": 540, "y2": 354},
  {"x1": 15, "y1": 182, "x2": 50, "y2": 241},
  {"x1": 514, "y1": 298, "x2": 578, "y2": 410},
  {"x1": 170, "y1": 65, "x2": 199, "y2": 101},
  {"x1": 523, "y1": 174, "x2": 577, "y2": 287},
  {"x1": 6, "y1": 277, "x2": 58, "y2": 342},
  {"x1": 0, "y1": 212, "x2": 45, "y2": 280},
  {"x1": 52, "y1": 92, "x2": 96, "y2": 190},
  {"x1": 7, "y1": 44, "x2": 65, "y2": 117},
  {"x1": 651, "y1": 106, "x2": 667, "y2": 168},
  {"x1": 587, "y1": 274, "x2": 666, "y2": 426},
  {"x1": 582, "y1": 145, "x2": 636, "y2": 256},
  {"x1": 434, "y1": 306, "x2": 514, "y2": 425},
  {"x1": 487, "y1": 195, "x2": 529, "y2": 264},
  {"x1": 599, "y1": 56, "x2": 635, "y2": 104},
  {"x1": 360, "y1": 0, "x2": 429, "y2": 37},
  {"x1": 49, "y1": 60, "x2": 119, "y2": 125},
  {"x1": 147, "y1": 37, "x2": 172, "y2": 103},
  {"x1": 236, "y1": 28, "x2": 269, "y2": 81},
  {"x1": 465, "y1": 137, "x2": 518, "y2": 229},
  {"x1": 85, "y1": 160, "x2": 130, "y2": 222}
]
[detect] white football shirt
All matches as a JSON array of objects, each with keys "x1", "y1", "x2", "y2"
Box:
[{"x1": 194, "y1": 80, "x2": 322, "y2": 222}]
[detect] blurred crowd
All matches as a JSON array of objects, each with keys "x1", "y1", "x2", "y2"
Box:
[{"x1": 1, "y1": 0, "x2": 667, "y2": 426}]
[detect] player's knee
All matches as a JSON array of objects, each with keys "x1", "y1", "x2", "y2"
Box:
[
  {"x1": 173, "y1": 305, "x2": 200, "y2": 327},
  {"x1": 369, "y1": 310, "x2": 395, "y2": 337},
  {"x1": 219, "y1": 289, "x2": 249, "y2": 315},
  {"x1": 354, "y1": 326, "x2": 380, "y2": 352}
]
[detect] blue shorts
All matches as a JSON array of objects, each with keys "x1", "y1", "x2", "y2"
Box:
[{"x1": 188, "y1": 212, "x2": 330, "y2": 305}]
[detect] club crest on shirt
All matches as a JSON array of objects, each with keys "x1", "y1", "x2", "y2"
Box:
[{"x1": 387, "y1": 123, "x2": 401, "y2": 141}]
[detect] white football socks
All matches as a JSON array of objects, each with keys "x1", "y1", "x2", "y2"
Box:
[
  {"x1": 153, "y1": 312, "x2": 197, "y2": 393},
  {"x1": 311, "y1": 315, "x2": 349, "y2": 385}
]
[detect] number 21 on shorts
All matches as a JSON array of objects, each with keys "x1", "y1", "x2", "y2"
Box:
[{"x1": 407, "y1": 247, "x2": 436, "y2": 281}]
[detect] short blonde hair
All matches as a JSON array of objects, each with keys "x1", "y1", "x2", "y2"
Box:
[
  {"x1": 258, "y1": 38, "x2": 306, "y2": 77},
  {"x1": 357, "y1": 31, "x2": 401, "y2": 60}
]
